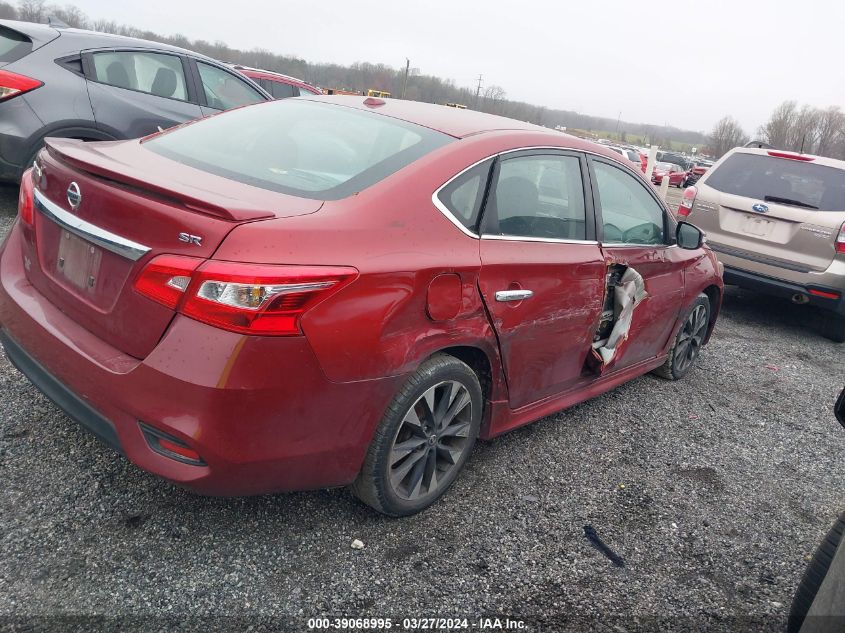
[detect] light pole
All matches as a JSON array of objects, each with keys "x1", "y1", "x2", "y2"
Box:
[{"x1": 401, "y1": 58, "x2": 410, "y2": 99}]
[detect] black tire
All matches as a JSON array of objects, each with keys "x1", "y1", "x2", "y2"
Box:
[
  {"x1": 652, "y1": 294, "x2": 711, "y2": 380},
  {"x1": 818, "y1": 311, "x2": 845, "y2": 343},
  {"x1": 352, "y1": 354, "x2": 482, "y2": 516},
  {"x1": 17, "y1": 143, "x2": 43, "y2": 181},
  {"x1": 787, "y1": 512, "x2": 845, "y2": 633}
]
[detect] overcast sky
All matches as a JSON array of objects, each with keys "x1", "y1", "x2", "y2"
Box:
[{"x1": 68, "y1": 0, "x2": 845, "y2": 134}]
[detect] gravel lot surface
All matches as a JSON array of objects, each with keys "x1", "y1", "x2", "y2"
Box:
[{"x1": 0, "y1": 182, "x2": 844, "y2": 632}]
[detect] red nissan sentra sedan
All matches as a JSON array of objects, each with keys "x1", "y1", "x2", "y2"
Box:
[{"x1": 0, "y1": 96, "x2": 723, "y2": 516}]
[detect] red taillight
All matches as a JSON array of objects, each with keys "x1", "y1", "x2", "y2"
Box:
[
  {"x1": 809, "y1": 288, "x2": 841, "y2": 300},
  {"x1": 0, "y1": 70, "x2": 43, "y2": 102},
  {"x1": 836, "y1": 222, "x2": 845, "y2": 255},
  {"x1": 132, "y1": 254, "x2": 203, "y2": 309},
  {"x1": 678, "y1": 185, "x2": 697, "y2": 217},
  {"x1": 18, "y1": 168, "x2": 35, "y2": 226},
  {"x1": 134, "y1": 257, "x2": 358, "y2": 336},
  {"x1": 767, "y1": 150, "x2": 815, "y2": 162}
]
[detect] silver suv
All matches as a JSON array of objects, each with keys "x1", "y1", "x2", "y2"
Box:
[{"x1": 679, "y1": 147, "x2": 845, "y2": 341}]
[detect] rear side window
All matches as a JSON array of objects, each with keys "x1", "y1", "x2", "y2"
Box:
[
  {"x1": 254, "y1": 77, "x2": 297, "y2": 99},
  {"x1": 485, "y1": 154, "x2": 587, "y2": 240},
  {"x1": 92, "y1": 51, "x2": 188, "y2": 101},
  {"x1": 0, "y1": 26, "x2": 32, "y2": 64},
  {"x1": 197, "y1": 62, "x2": 265, "y2": 110},
  {"x1": 705, "y1": 152, "x2": 845, "y2": 211},
  {"x1": 268, "y1": 80, "x2": 296, "y2": 99},
  {"x1": 436, "y1": 160, "x2": 492, "y2": 232},
  {"x1": 144, "y1": 99, "x2": 453, "y2": 200}
]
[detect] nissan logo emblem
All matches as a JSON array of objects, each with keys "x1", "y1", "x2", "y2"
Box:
[{"x1": 67, "y1": 182, "x2": 81, "y2": 211}]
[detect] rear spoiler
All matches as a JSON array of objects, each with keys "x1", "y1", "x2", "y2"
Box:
[{"x1": 45, "y1": 138, "x2": 275, "y2": 222}]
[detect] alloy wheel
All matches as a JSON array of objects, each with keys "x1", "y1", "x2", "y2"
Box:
[
  {"x1": 675, "y1": 304, "x2": 708, "y2": 373},
  {"x1": 388, "y1": 380, "x2": 472, "y2": 501}
]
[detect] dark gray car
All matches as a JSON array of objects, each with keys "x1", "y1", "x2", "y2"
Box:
[{"x1": 0, "y1": 19, "x2": 270, "y2": 182}]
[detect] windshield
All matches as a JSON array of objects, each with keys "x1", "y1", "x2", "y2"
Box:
[
  {"x1": 705, "y1": 152, "x2": 845, "y2": 211},
  {"x1": 655, "y1": 162, "x2": 673, "y2": 171},
  {"x1": 144, "y1": 100, "x2": 453, "y2": 199}
]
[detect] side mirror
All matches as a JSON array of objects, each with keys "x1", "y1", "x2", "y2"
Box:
[
  {"x1": 676, "y1": 221, "x2": 704, "y2": 250},
  {"x1": 836, "y1": 387, "x2": 845, "y2": 429}
]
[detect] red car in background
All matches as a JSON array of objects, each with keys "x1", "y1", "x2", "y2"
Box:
[
  {"x1": 687, "y1": 159, "x2": 713, "y2": 185},
  {"x1": 230, "y1": 64, "x2": 322, "y2": 99},
  {"x1": 652, "y1": 161, "x2": 690, "y2": 187},
  {"x1": 637, "y1": 150, "x2": 648, "y2": 174},
  {"x1": 0, "y1": 97, "x2": 723, "y2": 516}
]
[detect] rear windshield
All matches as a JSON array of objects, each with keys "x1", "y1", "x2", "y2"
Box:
[
  {"x1": 144, "y1": 100, "x2": 453, "y2": 199},
  {"x1": 705, "y1": 152, "x2": 845, "y2": 211},
  {"x1": 0, "y1": 26, "x2": 32, "y2": 64}
]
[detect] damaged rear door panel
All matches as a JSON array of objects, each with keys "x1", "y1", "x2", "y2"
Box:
[{"x1": 477, "y1": 150, "x2": 605, "y2": 409}]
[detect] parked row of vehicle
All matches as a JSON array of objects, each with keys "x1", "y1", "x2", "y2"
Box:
[{"x1": 602, "y1": 143, "x2": 714, "y2": 189}]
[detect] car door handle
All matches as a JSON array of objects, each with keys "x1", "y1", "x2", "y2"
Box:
[{"x1": 495, "y1": 289, "x2": 534, "y2": 302}]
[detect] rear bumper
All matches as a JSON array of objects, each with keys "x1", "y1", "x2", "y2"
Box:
[
  {"x1": 0, "y1": 222, "x2": 402, "y2": 495},
  {"x1": 0, "y1": 329, "x2": 124, "y2": 454},
  {"x1": 723, "y1": 265, "x2": 845, "y2": 315}
]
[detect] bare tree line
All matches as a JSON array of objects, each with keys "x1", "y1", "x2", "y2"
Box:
[
  {"x1": 708, "y1": 116, "x2": 749, "y2": 159},
  {"x1": 709, "y1": 103, "x2": 845, "y2": 160},
  {"x1": 757, "y1": 102, "x2": 845, "y2": 158}
]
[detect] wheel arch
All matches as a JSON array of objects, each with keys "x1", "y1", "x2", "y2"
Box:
[
  {"x1": 418, "y1": 343, "x2": 506, "y2": 437},
  {"x1": 700, "y1": 284, "x2": 722, "y2": 343},
  {"x1": 434, "y1": 345, "x2": 494, "y2": 402}
]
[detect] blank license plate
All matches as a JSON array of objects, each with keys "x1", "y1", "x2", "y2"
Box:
[
  {"x1": 57, "y1": 230, "x2": 102, "y2": 292},
  {"x1": 743, "y1": 216, "x2": 773, "y2": 237}
]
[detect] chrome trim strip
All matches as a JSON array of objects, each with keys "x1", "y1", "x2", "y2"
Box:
[
  {"x1": 33, "y1": 188, "x2": 151, "y2": 262},
  {"x1": 481, "y1": 234, "x2": 599, "y2": 245},
  {"x1": 598, "y1": 242, "x2": 675, "y2": 248},
  {"x1": 431, "y1": 144, "x2": 662, "y2": 242}
]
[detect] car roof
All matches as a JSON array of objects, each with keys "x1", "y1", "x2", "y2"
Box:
[
  {"x1": 730, "y1": 147, "x2": 845, "y2": 170},
  {"x1": 0, "y1": 19, "x2": 214, "y2": 60},
  {"x1": 300, "y1": 95, "x2": 552, "y2": 139},
  {"x1": 232, "y1": 65, "x2": 310, "y2": 85}
]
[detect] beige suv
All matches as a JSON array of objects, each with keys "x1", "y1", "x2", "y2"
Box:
[{"x1": 678, "y1": 147, "x2": 845, "y2": 341}]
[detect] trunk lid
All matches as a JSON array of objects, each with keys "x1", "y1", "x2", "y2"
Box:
[{"x1": 24, "y1": 138, "x2": 322, "y2": 358}]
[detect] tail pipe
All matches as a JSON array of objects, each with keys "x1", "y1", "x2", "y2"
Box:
[{"x1": 791, "y1": 293, "x2": 810, "y2": 305}]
